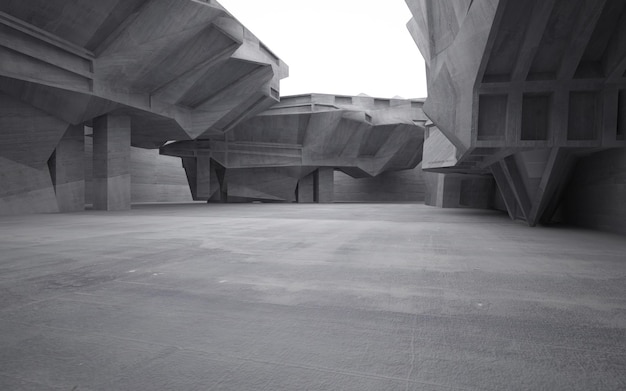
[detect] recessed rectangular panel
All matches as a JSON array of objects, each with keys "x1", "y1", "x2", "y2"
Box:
[
  {"x1": 567, "y1": 91, "x2": 599, "y2": 141},
  {"x1": 477, "y1": 94, "x2": 507, "y2": 141},
  {"x1": 374, "y1": 99, "x2": 390, "y2": 108},
  {"x1": 335, "y1": 96, "x2": 352, "y2": 105},
  {"x1": 521, "y1": 94, "x2": 550, "y2": 140}
]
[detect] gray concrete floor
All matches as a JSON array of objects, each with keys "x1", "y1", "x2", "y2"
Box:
[{"x1": 0, "y1": 203, "x2": 625, "y2": 391}]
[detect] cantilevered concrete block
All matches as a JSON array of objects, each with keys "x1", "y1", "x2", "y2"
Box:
[
  {"x1": 406, "y1": 0, "x2": 626, "y2": 226},
  {"x1": 0, "y1": 0, "x2": 288, "y2": 214},
  {"x1": 50, "y1": 125, "x2": 85, "y2": 212},
  {"x1": 161, "y1": 94, "x2": 427, "y2": 203},
  {"x1": 93, "y1": 115, "x2": 131, "y2": 211}
]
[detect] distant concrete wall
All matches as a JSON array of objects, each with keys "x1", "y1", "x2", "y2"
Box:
[
  {"x1": 561, "y1": 149, "x2": 626, "y2": 235},
  {"x1": 85, "y1": 137, "x2": 192, "y2": 205},
  {"x1": 333, "y1": 165, "x2": 425, "y2": 202},
  {"x1": 423, "y1": 172, "x2": 495, "y2": 209}
]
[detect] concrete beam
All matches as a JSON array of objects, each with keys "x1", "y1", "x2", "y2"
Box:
[
  {"x1": 557, "y1": 0, "x2": 608, "y2": 80},
  {"x1": 511, "y1": 0, "x2": 558, "y2": 82}
]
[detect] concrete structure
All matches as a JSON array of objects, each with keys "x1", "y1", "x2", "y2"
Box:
[
  {"x1": 1, "y1": 2, "x2": 626, "y2": 390},
  {"x1": 406, "y1": 0, "x2": 626, "y2": 231},
  {"x1": 0, "y1": 1, "x2": 428, "y2": 212},
  {"x1": 334, "y1": 164, "x2": 426, "y2": 203},
  {"x1": 0, "y1": 0, "x2": 287, "y2": 215},
  {"x1": 161, "y1": 94, "x2": 427, "y2": 203},
  {"x1": 84, "y1": 134, "x2": 193, "y2": 205}
]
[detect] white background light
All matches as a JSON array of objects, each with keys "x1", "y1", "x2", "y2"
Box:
[{"x1": 217, "y1": 0, "x2": 428, "y2": 99}]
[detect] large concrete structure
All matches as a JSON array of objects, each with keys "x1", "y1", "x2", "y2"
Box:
[
  {"x1": 406, "y1": 0, "x2": 626, "y2": 230},
  {"x1": 0, "y1": 0, "x2": 287, "y2": 215},
  {"x1": 161, "y1": 94, "x2": 427, "y2": 203},
  {"x1": 0, "y1": 0, "x2": 429, "y2": 214},
  {"x1": 2, "y1": 0, "x2": 625, "y2": 235},
  {"x1": 2, "y1": 3, "x2": 626, "y2": 390}
]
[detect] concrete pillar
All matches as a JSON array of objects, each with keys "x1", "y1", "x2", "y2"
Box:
[
  {"x1": 93, "y1": 114, "x2": 131, "y2": 211},
  {"x1": 314, "y1": 167, "x2": 334, "y2": 203},
  {"x1": 196, "y1": 155, "x2": 211, "y2": 201},
  {"x1": 182, "y1": 156, "x2": 212, "y2": 201},
  {"x1": 296, "y1": 172, "x2": 314, "y2": 203},
  {"x1": 50, "y1": 124, "x2": 85, "y2": 212}
]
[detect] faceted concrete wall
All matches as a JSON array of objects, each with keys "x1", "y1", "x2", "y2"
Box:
[
  {"x1": 334, "y1": 165, "x2": 426, "y2": 203},
  {"x1": 423, "y1": 172, "x2": 495, "y2": 209},
  {"x1": 0, "y1": 93, "x2": 67, "y2": 215}
]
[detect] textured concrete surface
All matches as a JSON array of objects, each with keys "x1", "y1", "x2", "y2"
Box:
[
  {"x1": 406, "y1": 0, "x2": 626, "y2": 226},
  {"x1": 1, "y1": 203, "x2": 625, "y2": 390}
]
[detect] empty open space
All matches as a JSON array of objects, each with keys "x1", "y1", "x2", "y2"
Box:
[{"x1": 1, "y1": 203, "x2": 625, "y2": 390}]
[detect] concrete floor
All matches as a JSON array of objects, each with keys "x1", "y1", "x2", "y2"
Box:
[{"x1": 0, "y1": 203, "x2": 625, "y2": 391}]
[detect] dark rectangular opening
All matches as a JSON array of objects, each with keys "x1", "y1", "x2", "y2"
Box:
[
  {"x1": 521, "y1": 94, "x2": 550, "y2": 140},
  {"x1": 477, "y1": 94, "x2": 507, "y2": 141},
  {"x1": 526, "y1": 72, "x2": 556, "y2": 81},
  {"x1": 567, "y1": 91, "x2": 599, "y2": 141}
]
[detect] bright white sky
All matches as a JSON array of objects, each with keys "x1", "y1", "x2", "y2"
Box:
[{"x1": 218, "y1": 0, "x2": 428, "y2": 99}]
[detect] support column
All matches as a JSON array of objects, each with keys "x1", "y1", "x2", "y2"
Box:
[
  {"x1": 196, "y1": 155, "x2": 212, "y2": 201},
  {"x1": 182, "y1": 156, "x2": 214, "y2": 201},
  {"x1": 93, "y1": 114, "x2": 131, "y2": 211},
  {"x1": 296, "y1": 172, "x2": 315, "y2": 203},
  {"x1": 314, "y1": 167, "x2": 334, "y2": 203},
  {"x1": 50, "y1": 124, "x2": 85, "y2": 212}
]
